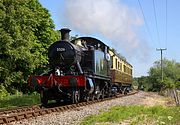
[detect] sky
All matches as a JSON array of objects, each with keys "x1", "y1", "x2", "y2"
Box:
[{"x1": 39, "y1": 0, "x2": 180, "y2": 77}]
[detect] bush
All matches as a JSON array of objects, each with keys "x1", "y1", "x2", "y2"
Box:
[{"x1": 0, "y1": 84, "x2": 9, "y2": 99}]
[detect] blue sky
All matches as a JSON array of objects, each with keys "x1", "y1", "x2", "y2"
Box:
[{"x1": 39, "y1": 0, "x2": 180, "y2": 77}]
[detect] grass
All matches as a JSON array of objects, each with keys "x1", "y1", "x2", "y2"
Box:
[
  {"x1": 0, "y1": 93, "x2": 40, "y2": 110},
  {"x1": 80, "y1": 106, "x2": 180, "y2": 125}
]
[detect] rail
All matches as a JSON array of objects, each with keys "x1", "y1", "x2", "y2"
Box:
[{"x1": 0, "y1": 90, "x2": 138, "y2": 124}]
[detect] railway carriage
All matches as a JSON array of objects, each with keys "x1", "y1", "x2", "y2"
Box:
[
  {"x1": 28, "y1": 28, "x2": 133, "y2": 105},
  {"x1": 109, "y1": 50, "x2": 133, "y2": 94}
]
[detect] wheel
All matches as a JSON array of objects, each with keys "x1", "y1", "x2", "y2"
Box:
[
  {"x1": 126, "y1": 87, "x2": 130, "y2": 93},
  {"x1": 40, "y1": 90, "x2": 48, "y2": 106},
  {"x1": 124, "y1": 88, "x2": 127, "y2": 95},
  {"x1": 96, "y1": 93, "x2": 101, "y2": 101},
  {"x1": 85, "y1": 95, "x2": 90, "y2": 102},
  {"x1": 72, "y1": 90, "x2": 80, "y2": 104},
  {"x1": 101, "y1": 90, "x2": 105, "y2": 99},
  {"x1": 41, "y1": 97, "x2": 48, "y2": 106},
  {"x1": 56, "y1": 99, "x2": 62, "y2": 104},
  {"x1": 90, "y1": 94, "x2": 95, "y2": 101},
  {"x1": 107, "y1": 88, "x2": 111, "y2": 97}
]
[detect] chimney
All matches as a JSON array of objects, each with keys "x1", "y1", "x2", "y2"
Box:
[{"x1": 60, "y1": 28, "x2": 71, "y2": 41}]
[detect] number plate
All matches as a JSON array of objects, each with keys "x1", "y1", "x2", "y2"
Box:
[{"x1": 57, "y1": 48, "x2": 66, "y2": 52}]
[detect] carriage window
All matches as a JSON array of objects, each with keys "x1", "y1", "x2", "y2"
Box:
[
  {"x1": 115, "y1": 58, "x2": 118, "y2": 69},
  {"x1": 124, "y1": 65, "x2": 126, "y2": 72},
  {"x1": 117, "y1": 61, "x2": 119, "y2": 69},
  {"x1": 110, "y1": 56, "x2": 113, "y2": 68},
  {"x1": 120, "y1": 63, "x2": 122, "y2": 71}
]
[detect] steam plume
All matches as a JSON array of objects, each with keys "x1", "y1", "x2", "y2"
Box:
[{"x1": 63, "y1": 0, "x2": 149, "y2": 60}]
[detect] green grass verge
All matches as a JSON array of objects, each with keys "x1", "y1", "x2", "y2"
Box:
[
  {"x1": 80, "y1": 106, "x2": 180, "y2": 125},
  {"x1": 0, "y1": 93, "x2": 40, "y2": 110}
]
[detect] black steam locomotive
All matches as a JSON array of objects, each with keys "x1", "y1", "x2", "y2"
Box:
[{"x1": 28, "y1": 28, "x2": 132, "y2": 105}]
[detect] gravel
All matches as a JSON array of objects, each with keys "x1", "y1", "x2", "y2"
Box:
[{"x1": 12, "y1": 91, "x2": 172, "y2": 125}]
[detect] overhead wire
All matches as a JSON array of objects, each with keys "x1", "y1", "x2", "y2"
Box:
[
  {"x1": 153, "y1": 0, "x2": 161, "y2": 47},
  {"x1": 137, "y1": 0, "x2": 154, "y2": 44},
  {"x1": 165, "y1": 0, "x2": 168, "y2": 48},
  {"x1": 164, "y1": 0, "x2": 168, "y2": 58}
]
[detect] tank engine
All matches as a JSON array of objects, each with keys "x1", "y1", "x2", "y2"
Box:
[{"x1": 28, "y1": 28, "x2": 132, "y2": 106}]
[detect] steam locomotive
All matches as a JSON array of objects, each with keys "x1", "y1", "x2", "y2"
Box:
[{"x1": 28, "y1": 28, "x2": 133, "y2": 105}]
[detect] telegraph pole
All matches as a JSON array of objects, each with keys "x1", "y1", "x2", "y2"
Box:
[{"x1": 156, "y1": 48, "x2": 167, "y2": 82}]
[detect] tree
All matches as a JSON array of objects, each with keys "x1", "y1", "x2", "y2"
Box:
[
  {"x1": 0, "y1": 0, "x2": 59, "y2": 95},
  {"x1": 136, "y1": 59, "x2": 180, "y2": 92},
  {"x1": 148, "y1": 59, "x2": 180, "y2": 91},
  {"x1": 134, "y1": 76, "x2": 152, "y2": 91}
]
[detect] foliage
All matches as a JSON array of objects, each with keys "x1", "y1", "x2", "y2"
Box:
[
  {"x1": 136, "y1": 59, "x2": 180, "y2": 92},
  {"x1": 0, "y1": 92, "x2": 40, "y2": 109},
  {"x1": 0, "y1": 0, "x2": 59, "y2": 94},
  {"x1": 0, "y1": 84, "x2": 9, "y2": 99},
  {"x1": 80, "y1": 106, "x2": 180, "y2": 125},
  {"x1": 149, "y1": 59, "x2": 180, "y2": 90}
]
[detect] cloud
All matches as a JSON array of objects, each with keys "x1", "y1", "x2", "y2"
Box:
[{"x1": 63, "y1": 0, "x2": 150, "y2": 61}]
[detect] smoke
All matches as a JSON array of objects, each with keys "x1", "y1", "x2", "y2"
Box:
[{"x1": 63, "y1": 0, "x2": 150, "y2": 61}]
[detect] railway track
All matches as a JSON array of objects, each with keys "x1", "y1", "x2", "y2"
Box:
[{"x1": 0, "y1": 90, "x2": 138, "y2": 124}]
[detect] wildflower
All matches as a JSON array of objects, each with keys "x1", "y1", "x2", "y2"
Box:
[
  {"x1": 167, "y1": 116, "x2": 173, "y2": 121},
  {"x1": 160, "y1": 121, "x2": 166, "y2": 125},
  {"x1": 158, "y1": 116, "x2": 162, "y2": 120}
]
